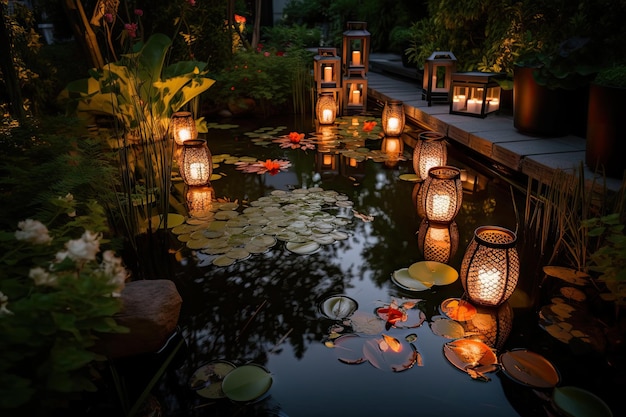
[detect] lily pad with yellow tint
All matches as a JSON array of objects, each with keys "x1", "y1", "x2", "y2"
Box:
[
  {"x1": 408, "y1": 261, "x2": 458, "y2": 286},
  {"x1": 499, "y1": 349, "x2": 560, "y2": 388},
  {"x1": 443, "y1": 338, "x2": 498, "y2": 377},
  {"x1": 543, "y1": 265, "x2": 589, "y2": 286},
  {"x1": 440, "y1": 298, "x2": 477, "y2": 321}
]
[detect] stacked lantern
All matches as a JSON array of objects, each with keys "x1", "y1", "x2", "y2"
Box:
[
  {"x1": 341, "y1": 22, "x2": 370, "y2": 114},
  {"x1": 171, "y1": 111, "x2": 198, "y2": 145},
  {"x1": 180, "y1": 139, "x2": 213, "y2": 186},
  {"x1": 460, "y1": 226, "x2": 520, "y2": 307},
  {"x1": 313, "y1": 48, "x2": 342, "y2": 116},
  {"x1": 413, "y1": 131, "x2": 447, "y2": 181}
]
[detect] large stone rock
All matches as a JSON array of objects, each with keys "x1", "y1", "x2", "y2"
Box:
[{"x1": 94, "y1": 279, "x2": 182, "y2": 359}]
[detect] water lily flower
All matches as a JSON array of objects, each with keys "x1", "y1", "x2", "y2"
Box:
[
  {"x1": 289, "y1": 131, "x2": 304, "y2": 143},
  {"x1": 363, "y1": 120, "x2": 377, "y2": 132},
  {"x1": 15, "y1": 219, "x2": 52, "y2": 245},
  {"x1": 235, "y1": 159, "x2": 291, "y2": 175}
]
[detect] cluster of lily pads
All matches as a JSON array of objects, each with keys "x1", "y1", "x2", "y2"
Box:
[{"x1": 172, "y1": 187, "x2": 355, "y2": 267}]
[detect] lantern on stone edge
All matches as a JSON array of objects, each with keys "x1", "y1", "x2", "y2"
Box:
[
  {"x1": 171, "y1": 111, "x2": 198, "y2": 145},
  {"x1": 460, "y1": 226, "x2": 520, "y2": 307},
  {"x1": 180, "y1": 139, "x2": 213, "y2": 186},
  {"x1": 412, "y1": 131, "x2": 447, "y2": 181},
  {"x1": 381, "y1": 100, "x2": 405, "y2": 137},
  {"x1": 316, "y1": 92, "x2": 337, "y2": 125},
  {"x1": 419, "y1": 166, "x2": 463, "y2": 224},
  {"x1": 422, "y1": 51, "x2": 457, "y2": 106}
]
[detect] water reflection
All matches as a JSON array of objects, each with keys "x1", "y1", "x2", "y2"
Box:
[{"x1": 159, "y1": 114, "x2": 528, "y2": 416}]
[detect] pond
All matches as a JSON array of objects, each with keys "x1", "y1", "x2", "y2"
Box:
[{"x1": 122, "y1": 110, "x2": 619, "y2": 417}]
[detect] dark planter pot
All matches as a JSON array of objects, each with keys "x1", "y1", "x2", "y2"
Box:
[
  {"x1": 586, "y1": 83, "x2": 626, "y2": 178},
  {"x1": 513, "y1": 66, "x2": 571, "y2": 137}
]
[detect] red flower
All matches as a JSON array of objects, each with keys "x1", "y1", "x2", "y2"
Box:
[
  {"x1": 188, "y1": 0, "x2": 196, "y2": 5},
  {"x1": 378, "y1": 307, "x2": 404, "y2": 324},
  {"x1": 104, "y1": 13, "x2": 113, "y2": 23},
  {"x1": 124, "y1": 23, "x2": 138, "y2": 38},
  {"x1": 235, "y1": 14, "x2": 246, "y2": 23},
  {"x1": 363, "y1": 120, "x2": 377, "y2": 132},
  {"x1": 263, "y1": 159, "x2": 281, "y2": 175},
  {"x1": 276, "y1": 51, "x2": 285, "y2": 56},
  {"x1": 288, "y1": 132, "x2": 304, "y2": 144},
  {"x1": 264, "y1": 52, "x2": 270, "y2": 57},
  {"x1": 134, "y1": 9, "x2": 143, "y2": 16}
]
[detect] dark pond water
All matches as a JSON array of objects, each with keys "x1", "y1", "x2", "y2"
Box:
[{"x1": 127, "y1": 110, "x2": 619, "y2": 417}]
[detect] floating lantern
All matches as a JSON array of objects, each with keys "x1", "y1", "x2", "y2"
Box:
[
  {"x1": 460, "y1": 226, "x2": 520, "y2": 307},
  {"x1": 412, "y1": 131, "x2": 447, "y2": 181},
  {"x1": 186, "y1": 185, "x2": 215, "y2": 218},
  {"x1": 171, "y1": 111, "x2": 197, "y2": 145},
  {"x1": 381, "y1": 100, "x2": 405, "y2": 137},
  {"x1": 417, "y1": 219, "x2": 459, "y2": 264},
  {"x1": 419, "y1": 166, "x2": 463, "y2": 224},
  {"x1": 316, "y1": 92, "x2": 337, "y2": 125},
  {"x1": 180, "y1": 139, "x2": 213, "y2": 186}
]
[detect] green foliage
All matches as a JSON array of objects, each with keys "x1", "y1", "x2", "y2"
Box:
[
  {"x1": 261, "y1": 23, "x2": 321, "y2": 50},
  {"x1": 61, "y1": 33, "x2": 215, "y2": 139},
  {"x1": 583, "y1": 214, "x2": 626, "y2": 305},
  {"x1": 211, "y1": 45, "x2": 314, "y2": 115},
  {"x1": 594, "y1": 65, "x2": 626, "y2": 89}
]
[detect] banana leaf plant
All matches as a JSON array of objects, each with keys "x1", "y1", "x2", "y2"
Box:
[{"x1": 62, "y1": 33, "x2": 215, "y2": 140}]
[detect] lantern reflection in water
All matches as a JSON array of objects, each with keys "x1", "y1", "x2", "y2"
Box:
[
  {"x1": 186, "y1": 185, "x2": 215, "y2": 219},
  {"x1": 461, "y1": 302, "x2": 513, "y2": 351},
  {"x1": 417, "y1": 219, "x2": 459, "y2": 264}
]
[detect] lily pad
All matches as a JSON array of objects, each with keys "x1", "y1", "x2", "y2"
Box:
[
  {"x1": 499, "y1": 349, "x2": 560, "y2": 389},
  {"x1": 391, "y1": 268, "x2": 433, "y2": 291},
  {"x1": 190, "y1": 360, "x2": 236, "y2": 399},
  {"x1": 552, "y1": 386, "x2": 613, "y2": 417},
  {"x1": 319, "y1": 295, "x2": 358, "y2": 320},
  {"x1": 408, "y1": 261, "x2": 458, "y2": 286},
  {"x1": 543, "y1": 265, "x2": 589, "y2": 286},
  {"x1": 431, "y1": 316, "x2": 466, "y2": 339},
  {"x1": 221, "y1": 364, "x2": 272, "y2": 403}
]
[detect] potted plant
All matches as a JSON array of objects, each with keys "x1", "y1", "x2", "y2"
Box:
[
  {"x1": 585, "y1": 65, "x2": 626, "y2": 178},
  {"x1": 513, "y1": 36, "x2": 597, "y2": 137}
]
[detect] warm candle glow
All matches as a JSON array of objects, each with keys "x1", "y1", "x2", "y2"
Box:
[
  {"x1": 351, "y1": 118, "x2": 359, "y2": 126},
  {"x1": 477, "y1": 268, "x2": 501, "y2": 302},
  {"x1": 431, "y1": 194, "x2": 451, "y2": 218},
  {"x1": 178, "y1": 128, "x2": 191, "y2": 143},
  {"x1": 384, "y1": 138, "x2": 399, "y2": 153},
  {"x1": 322, "y1": 109, "x2": 333, "y2": 124},
  {"x1": 189, "y1": 162, "x2": 206, "y2": 180},
  {"x1": 323, "y1": 66, "x2": 332, "y2": 82},
  {"x1": 352, "y1": 90, "x2": 361, "y2": 104},
  {"x1": 387, "y1": 117, "x2": 399, "y2": 133},
  {"x1": 323, "y1": 154, "x2": 333, "y2": 166},
  {"x1": 352, "y1": 50, "x2": 361, "y2": 66}
]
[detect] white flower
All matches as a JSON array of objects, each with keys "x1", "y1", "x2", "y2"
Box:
[
  {"x1": 101, "y1": 250, "x2": 128, "y2": 297},
  {"x1": 65, "y1": 231, "x2": 101, "y2": 262},
  {"x1": 0, "y1": 291, "x2": 14, "y2": 316},
  {"x1": 15, "y1": 219, "x2": 53, "y2": 245},
  {"x1": 29, "y1": 267, "x2": 58, "y2": 287}
]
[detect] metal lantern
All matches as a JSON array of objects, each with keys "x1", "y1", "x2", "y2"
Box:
[
  {"x1": 342, "y1": 21, "x2": 370, "y2": 75},
  {"x1": 381, "y1": 100, "x2": 405, "y2": 137},
  {"x1": 316, "y1": 92, "x2": 338, "y2": 125},
  {"x1": 171, "y1": 111, "x2": 198, "y2": 145},
  {"x1": 342, "y1": 68, "x2": 367, "y2": 114},
  {"x1": 417, "y1": 219, "x2": 459, "y2": 264},
  {"x1": 422, "y1": 51, "x2": 457, "y2": 106},
  {"x1": 314, "y1": 48, "x2": 341, "y2": 89},
  {"x1": 186, "y1": 185, "x2": 215, "y2": 218},
  {"x1": 460, "y1": 226, "x2": 520, "y2": 307},
  {"x1": 412, "y1": 131, "x2": 447, "y2": 181},
  {"x1": 420, "y1": 166, "x2": 463, "y2": 224},
  {"x1": 450, "y1": 72, "x2": 504, "y2": 118},
  {"x1": 180, "y1": 139, "x2": 213, "y2": 186}
]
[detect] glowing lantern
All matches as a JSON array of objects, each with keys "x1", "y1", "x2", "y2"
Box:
[
  {"x1": 171, "y1": 111, "x2": 197, "y2": 145},
  {"x1": 422, "y1": 51, "x2": 457, "y2": 106},
  {"x1": 180, "y1": 139, "x2": 213, "y2": 186},
  {"x1": 342, "y1": 21, "x2": 370, "y2": 75},
  {"x1": 186, "y1": 185, "x2": 215, "y2": 218},
  {"x1": 412, "y1": 131, "x2": 447, "y2": 181},
  {"x1": 460, "y1": 226, "x2": 520, "y2": 307},
  {"x1": 381, "y1": 100, "x2": 405, "y2": 137},
  {"x1": 461, "y1": 302, "x2": 513, "y2": 350},
  {"x1": 316, "y1": 92, "x2": 337, "y2": 125},
  {"x1": 419, "y1": 166, "x2": 462, "y2": 224}
]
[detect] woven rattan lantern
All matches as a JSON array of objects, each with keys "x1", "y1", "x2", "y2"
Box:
[
  {"x1": 419, "y1": 166, "x2": 462, "y2": 224},
  {"x1": 316, "y1": 92, "x2": 337, "y2": 125},
  {"x1": 461, "y1": 302, "x2": 513, "y2": 350},
  {"x1": 180, "y1": 139, "x2": 213, "y2": 186},
  {"x1": 412, "y1": 131, "x2": 447, "y2": 181},
  {"x1": 417, "y1": 219, "x2": 459, "y2": 264},
  {"x1": 460, "y1": 226, "x2": 520, "y2": 307},
  {"x1": 381, "y1": 100, "x2": 405, "y2": 137},
  {"x1": 171, "y1": 111, "x2": 198, "y2": 145}
]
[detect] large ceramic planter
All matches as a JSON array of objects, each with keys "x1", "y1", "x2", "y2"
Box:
[
  {"x1": 586, "y1": 83, "x2": 626, "y2": 177},
  {"x1": 513, "y1": 66, "x2": 571, "y2": 137}
]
